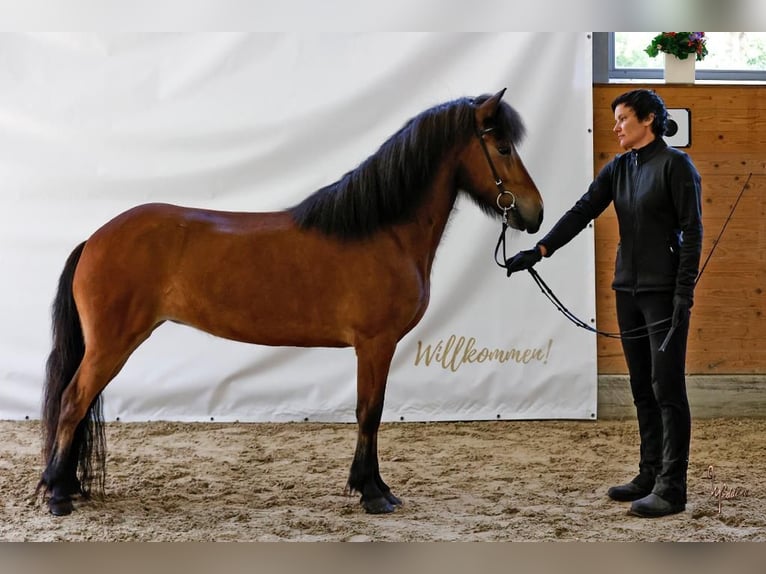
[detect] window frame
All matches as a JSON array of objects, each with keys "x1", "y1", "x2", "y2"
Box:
[{"x1": 597, "y1": 32, "x2": 766, "y2": 83}]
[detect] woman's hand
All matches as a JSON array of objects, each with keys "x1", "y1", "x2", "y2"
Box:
[{"x1": 505, "y1": 245, "x2": 543, "y2": 276}]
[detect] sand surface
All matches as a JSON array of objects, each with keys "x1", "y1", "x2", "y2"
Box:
[{"x1": 1, "y1": 418, "x2": 763, "y2": 541}]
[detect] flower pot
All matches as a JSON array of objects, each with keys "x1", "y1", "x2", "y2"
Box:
[{"x1": 664, "y1": 54, "x2": 696, "y2": 83}]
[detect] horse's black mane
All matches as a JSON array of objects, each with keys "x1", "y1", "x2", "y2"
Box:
[{"x1": 289, "y1": 94, "x2": 526, "y2": 239}]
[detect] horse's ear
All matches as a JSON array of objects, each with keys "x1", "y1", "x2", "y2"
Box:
[{"x1": 476, "y1": 88, "x2": 507, "y2": 128}]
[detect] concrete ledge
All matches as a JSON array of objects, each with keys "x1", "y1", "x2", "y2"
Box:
[{"x1": 598, "y1": 375, "x2": 766, "y2": 419}]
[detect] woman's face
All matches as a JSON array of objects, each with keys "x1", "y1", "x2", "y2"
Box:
[{"x1": 613, "y1": 103, "x2": 656, "y2": 150}]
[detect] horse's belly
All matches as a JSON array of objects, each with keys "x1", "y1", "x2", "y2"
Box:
[
  {"x1": 167, "y1": 269, "x2": 421, "y2": 349},
  {"x1": 173, "y1": 302, "x2": 353, "y2": 348}
]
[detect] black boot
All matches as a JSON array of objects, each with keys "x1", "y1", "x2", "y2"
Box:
[
  {"x1": 607, "y1": 473, "x2": 654, "y2": 502},
  {"x1": 628, "y1": 493, "x2": 685, "y2": 518},
  {"x1": 651, "y1": 397, "x2": 691, "y2": 507}
]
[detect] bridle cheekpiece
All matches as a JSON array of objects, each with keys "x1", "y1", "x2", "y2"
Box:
[{"x1": 476, "y1": 126, "x2": 517, "y2": 226}]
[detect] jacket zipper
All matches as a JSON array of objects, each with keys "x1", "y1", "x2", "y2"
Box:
[{"x1": 630, "y1": 150, "x2": 639, "y2": 295}]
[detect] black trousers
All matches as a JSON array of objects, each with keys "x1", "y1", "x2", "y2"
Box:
[{"x1": 615, "y1": 290, "x2": 691, "y2": 505}]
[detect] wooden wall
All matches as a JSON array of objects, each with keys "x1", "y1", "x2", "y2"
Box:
[{"x1": 592, "y1": 85, "x2": 765, "y2": 374}]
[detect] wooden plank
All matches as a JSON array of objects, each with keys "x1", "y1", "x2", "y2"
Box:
[
  {"x1": 593, "y1": 84, "x2": 766, "y2": 110},
  {"x1": 689, "y1": 155, "x2": 766, "y2": 175}
]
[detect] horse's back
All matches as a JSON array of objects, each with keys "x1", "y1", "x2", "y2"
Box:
[
  {"x1": 85, "y1": 202, "x2": 295, "y2": 259},
  {"x1": 93, "y1": 202, "x2": 289, "y2": 237}
]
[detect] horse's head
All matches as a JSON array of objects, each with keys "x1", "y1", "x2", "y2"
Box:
[{"x1": 459, "y1": 89, "x2": 543, "y2": 234}]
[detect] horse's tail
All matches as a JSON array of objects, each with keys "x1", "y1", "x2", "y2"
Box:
[{"x1": 40, "y1": 240, "x2": 106, "y2": 498}]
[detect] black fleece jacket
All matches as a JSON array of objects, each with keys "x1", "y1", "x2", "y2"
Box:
[{"x1": 538, "y1": 137, "x2": 703, "y2": 304}]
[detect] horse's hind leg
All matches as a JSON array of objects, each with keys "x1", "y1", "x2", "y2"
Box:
[
  {"x1": 346, "y1": 338, "x2": 401, "y2": 514},
  {"x1": 41, "y1": 348, "x2": 128, "y2": 516}
]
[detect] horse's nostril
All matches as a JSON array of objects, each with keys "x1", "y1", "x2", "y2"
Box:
[{"x1": 538, "y1": 209, "x2": 544, "y2": 227}]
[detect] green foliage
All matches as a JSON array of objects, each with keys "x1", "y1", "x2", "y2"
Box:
[{"x1": 645, "y1": 32, "x2": 708, "y2": 61}]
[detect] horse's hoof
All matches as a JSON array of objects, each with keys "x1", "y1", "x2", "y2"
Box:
[
  {"x1": 384, "y1": 491, "x2": 403, "y2": 506},
  {"x1": 363, "y1": 496, "x2": 396, "y2": 514},
  {"x1": 48, "y1": 497, "x2": 73, "y2": 516}
]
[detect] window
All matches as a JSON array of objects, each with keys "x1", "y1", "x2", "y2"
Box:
[{"x1": 603, "y1": 32, "x2": 766, "y2": 82}]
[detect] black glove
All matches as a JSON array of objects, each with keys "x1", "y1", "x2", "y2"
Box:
[
  {"x1": 505, "y1": 245, "x2": 543, "y2": 277},
  {"x1": 671, "y1": 294, "x2": 692, "y2": 329}
]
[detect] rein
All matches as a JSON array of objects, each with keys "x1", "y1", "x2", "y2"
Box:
[{"x1": 496, "y1": 172, "x2": 754, "y2": 347}]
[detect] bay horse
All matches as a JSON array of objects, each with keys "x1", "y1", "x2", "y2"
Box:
[{"x1": 37, "y1": 89, "x2": 543, "y2": 516}]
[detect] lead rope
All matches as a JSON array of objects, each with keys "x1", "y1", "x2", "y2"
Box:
[
  {"x1": 497, "y1": 173, "x2": 754, "y2": 347},
  {"x1": 494, "y1": 219, "x2": 661, "y2": 339}
]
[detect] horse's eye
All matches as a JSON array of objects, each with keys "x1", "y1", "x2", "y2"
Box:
[{"x1": 497, "y1": 145, "x2": 511, "y2": 156}]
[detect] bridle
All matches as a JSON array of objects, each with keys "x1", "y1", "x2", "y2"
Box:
[
  {"x1": 475, "y1": 125, "x2": 529, "y2": 287},
  {"x1": 475, "y1": 126, "x2": 526, "y2": 280}
]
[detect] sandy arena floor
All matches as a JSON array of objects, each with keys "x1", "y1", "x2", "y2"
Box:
[{"x1": 1, "y1": 417, "x2": 763, "y2": 541}]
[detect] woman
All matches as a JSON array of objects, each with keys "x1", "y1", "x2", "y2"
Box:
[{"x1": 505, "y1": 89, "x2": 702, "y2": 518}]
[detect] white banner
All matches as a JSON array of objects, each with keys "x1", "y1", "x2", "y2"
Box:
[{"x1": 0, "y1": 33, "x2": 596, "y2": 422}]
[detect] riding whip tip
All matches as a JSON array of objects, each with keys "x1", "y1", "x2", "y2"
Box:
[{"x1": 658, "y1": 326, "x2": 677, "y2": 352}]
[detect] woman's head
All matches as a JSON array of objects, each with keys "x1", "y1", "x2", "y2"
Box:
[{"x1": 611, "y1": 89, "x2": 668, "y2": 139}]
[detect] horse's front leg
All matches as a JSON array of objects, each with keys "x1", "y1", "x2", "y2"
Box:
[{"x1": 346, "y1": 338, "x2": 402, "y2": 514}]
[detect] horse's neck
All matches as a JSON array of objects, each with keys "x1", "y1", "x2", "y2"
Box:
[{"x1": 391, "y1": 167, "x2": 459, "y2": 276}]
